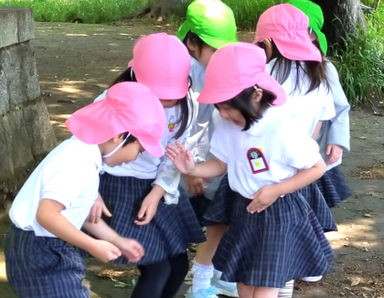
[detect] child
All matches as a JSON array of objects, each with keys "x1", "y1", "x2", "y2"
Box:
[
  {"x1": 88, "y1": 33, "x2": 205, "y2": 298},
  {"x1": 177, "y1": 0, "x2": 239, "y2": 297},
  {"x1": 253, "y1": 4, "x2": 338, "y2": 290},
  {"x1": 288, "y1": 0, "x2": 352, "y2": 208},
  {"x1": 4, "y1": 82, "x2": 166, "y2": 297},
  {"x1": 166, "y1": 42, "x2": 334, "y2": 298}
]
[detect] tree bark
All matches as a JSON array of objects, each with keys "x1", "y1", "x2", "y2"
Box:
[{"x1": 312, "y1": 0, "x2": 366, "y2": 47}]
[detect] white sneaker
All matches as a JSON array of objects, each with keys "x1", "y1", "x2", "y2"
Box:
[
  {"x1": 211, "y1": 277, "x2": 239, "y2": 297},
  {"x1": 301, "y1": 275, "x2": 323, "y2": 282}
]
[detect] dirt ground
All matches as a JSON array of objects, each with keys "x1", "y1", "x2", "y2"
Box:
[{"x1": 1, "y1": 21, "x2": 384, "y2": 297}]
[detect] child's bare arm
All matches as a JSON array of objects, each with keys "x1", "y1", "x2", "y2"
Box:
[
  {"x1": 83, "y1": 220, "x2": 144, "y2": 262},
  {"x1": 247, "y1": 159, "x2": 326, "y2": 213},
  {"x1": 37, "y1": 199, "x2": 121, "y2": 263}
]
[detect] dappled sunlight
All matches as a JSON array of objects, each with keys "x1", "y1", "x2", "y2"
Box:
[
  {"x1": 56, "y1": 85, "x2": 81, "y2": 94},
  {"x1": 108, "y1": 43, "x2": 119, "y2": 47},
  {"x1": 109, "y1": 66, "x2": 123, "y2": 73},
  {"x1": 65, "y1": 33, "x2": 89, "y2": 37},
  {"x1": 0, "y1": 261, "x2": 7, "y2": 281},
  {"x1": 50, "y1": 114, "x2": 71, "y2": 122},
  {"x1": 327, "y1": 218, "x2": 379, "y2": 250}
]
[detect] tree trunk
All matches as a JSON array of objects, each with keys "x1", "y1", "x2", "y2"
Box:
[
  {"x1": 130, "y1": 0, "x2": 187, "y2": 22},
  {"x1": 312, "y1": 0, "x2": 366, "y2": 47}
]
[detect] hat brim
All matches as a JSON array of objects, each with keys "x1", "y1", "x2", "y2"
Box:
[
  {"x1": 198, "y1": 71, "x2": 286, "y2": 107},
  {"x1": 315, "y1": 29, "x2": 327, "y2": 56},
  {"x1": 140, "y1": 139, "x2": 164, "y2": 158},
  {"x1": 199, "y1": 34, "x2": 238, "y2": 50},
  {"x1": 66, "y1": 99, "x2": 128, "y2": 145},
  {"x1": 273, "y1": 34, "x2": 322, "y2": 62}
]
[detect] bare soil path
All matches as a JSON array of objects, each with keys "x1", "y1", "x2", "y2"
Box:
[{"x1": 0, "y1": 21, "x2": 383, "y2": 298}]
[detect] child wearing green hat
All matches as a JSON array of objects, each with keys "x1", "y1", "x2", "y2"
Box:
[
  {"x1": 287, "y1": 0, "x2": 351, "y2": 210},
  {"x1": 177, "y1": 0, "x2": 239, "y2": 297}
]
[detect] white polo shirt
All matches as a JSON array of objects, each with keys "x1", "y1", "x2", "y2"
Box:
[
  {"x1": 267, "y1": 59, "x2": 335, "y2": 137},
  {"x1": 210, "y1": 107, "x2": 321, "y2": 199},
  {"x1": 9, "y1": 137, "x2": 102, "y2": 237}
]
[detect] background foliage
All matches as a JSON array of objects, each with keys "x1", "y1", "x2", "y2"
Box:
[{"x1": 0, "y1": 0, "x2": 383, "y2": 105}]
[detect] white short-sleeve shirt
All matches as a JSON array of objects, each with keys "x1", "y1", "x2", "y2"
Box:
[
  {"x1": 210, "y1": 107, "x2": 321, "y2": 199},
  {"x1": 9, "y1": 137, "x2": 102, "y2": 237},
  {"x1": 267, "y1": 59, "x2": 335, "y2": 137}
]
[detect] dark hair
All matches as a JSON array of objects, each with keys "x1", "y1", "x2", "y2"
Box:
[
  {"x1": 182, "y1": 31, "x2": 207, "y2": 57},
  {"x1": 259, "y1": 39, "x2": 330, "y2": 95},
  {"x1": 109, "y1": 67, "x2": 190, "y2": 140},
  {"x1": 215, "y1": 86, "x2": 276, "y2": 130},
  {"x1": 122, "y1": 132, "x2": 137, "y2": 147}
]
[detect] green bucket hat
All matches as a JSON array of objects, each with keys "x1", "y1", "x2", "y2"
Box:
[
  {"x1": 288, "y1": 0, "x2": 328, "y2": 55},
  {"x1": 177, "y1": 0, "x2": 238, "y2": 49}
]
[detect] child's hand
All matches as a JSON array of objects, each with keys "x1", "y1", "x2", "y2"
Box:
[
  {"x1": 166, "y1": 141, "x2": 195, "y2": 174},
  {"x1": 247, "y1": 185, "x2": 279, "y2": 214},
  {"x1": 88, "y1": 239, "x2": 121, "y2": 263},
  {"x1": 87, "y1": 194, "x2": 112, "y2": 223},
  {"x1": 185, "y1": 175, "x2": 205, "y2": 195},
  {"x1": 135, "y1": 195, "x2": 160, "y2": 226},
  {"x1": 114, "y1": 236, "x2": 144, "y2": 263},
  {"x1": 326, "y1": 144, "x2": 343, "y2": 165}
]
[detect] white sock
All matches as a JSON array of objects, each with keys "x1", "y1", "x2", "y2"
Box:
[
  {"x1": 278, "y1": 280, "x2": 294, "y2": 298},
  {"x1": 191, "y1": 260, "x2": 214, "y2": 293},
  {"x1": 213, "y1": 268, "x2": 222, "y2": 280}
]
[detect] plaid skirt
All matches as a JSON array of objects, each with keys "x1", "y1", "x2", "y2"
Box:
[
  {"x1": 316, "y1": 166, "x2": 352, "y2": 208},
  {"x1": 5, "y1": 225, "x2": 89, "y2": 298},
  {"x1": 299, "y1": 183, "x2": 337, "y2": 232},
  {"x1": 212, "y1": 191, "x2": 334, "y2": 288},
  {"x1": 201, "y1": 174, "x2": 234, "y2": 226},
  {"x1": 99, "y1": 173, "x2": 205, "y2": 265}
]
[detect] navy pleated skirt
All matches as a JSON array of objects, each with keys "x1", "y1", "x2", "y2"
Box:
[
  {"x1": 99, "y1": 173, "x2": 205, "y2": 265},
  {"x1": 212, "y1": 191, "x2": 334, "y2": 288},
  {"x1": 5, "y1": 225, "x2": 89, "y2": 298},
  {"x1": 299, "y1": 183, "x2": 338, "y2": 232},
  {"x1": 316, "y1": 165, "x2": 352, "y2": 208},
  {"x1": 202, "y1": 174, "x2": 234, "y2": 226}
]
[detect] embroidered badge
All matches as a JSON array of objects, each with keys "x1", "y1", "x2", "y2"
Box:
[
  {"x1": 168, "y1": 115, "x2": 175, "y2": 132},
  {"x1": 247, "y1": 148, "x2": 269, "y2": 174}
]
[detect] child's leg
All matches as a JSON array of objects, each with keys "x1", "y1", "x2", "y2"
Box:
[
  {"x1": 238, "y1": 283, "x2": 279, "y2": 298},
  {"x1": 131, "y1": 259, "x2": 171, "y2": 298},
  {"x1": 161, "y1": 252, "x2": 189, "y2": 298},
  {"x1": 191, "y1": 224, "x2": 227, "y2": 293}
]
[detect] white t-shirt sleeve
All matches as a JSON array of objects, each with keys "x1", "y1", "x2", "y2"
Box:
[
  {"x1": 41, "y1": 159, "x2": 95, "y2": 208},
  {"x1": 209, "y1": 118, "x2": 231, "y2": 164}
]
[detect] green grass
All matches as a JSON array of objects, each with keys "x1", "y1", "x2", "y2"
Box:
[
  {"x1": 0, "y1": 0, "x2": 147, "y2": 23},
  {"x1": 332, "y1": 6, "x2": 384, "y2": 106}
]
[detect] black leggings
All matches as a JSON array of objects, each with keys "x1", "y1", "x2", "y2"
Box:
[{"x1": 131, "y1": 253, "x2": 189, "y2": 298}]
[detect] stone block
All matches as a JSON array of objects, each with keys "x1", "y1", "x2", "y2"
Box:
[{"x1": 0, "y1": 7, "x2": 34, "y2": 48}]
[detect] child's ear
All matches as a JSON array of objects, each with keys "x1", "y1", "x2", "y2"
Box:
[
  {"x1": 186, "y1": 39, "x2": 199, "y2": 57},
  {"x1": 252, "y1": 88, "x2": 263, "y2": 103}
]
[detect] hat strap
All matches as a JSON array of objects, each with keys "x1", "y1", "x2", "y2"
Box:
[{"x1": 102, "y1": 133, "x2": 131, "y2": 158}]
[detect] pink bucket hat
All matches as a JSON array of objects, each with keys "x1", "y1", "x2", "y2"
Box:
[
  {"x1": 198, "y1": 42, "x2": 286, "y2": 106},
  {"x1": 129, "y1": 32, "x2": 191, "y2": 100},
  {"x1": 66, "y1": 82, "x2": 166, "y2": 157},
  {"x1": 254, "y1": 4, "x2": 321, "y2": 62}
]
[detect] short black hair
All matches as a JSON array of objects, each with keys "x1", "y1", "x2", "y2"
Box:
[{"x1": 215, "y1": 86, "x2": 276, "y2": 130}]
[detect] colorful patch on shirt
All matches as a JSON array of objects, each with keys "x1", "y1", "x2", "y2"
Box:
[
  {"x1": 247, "y1": 148, "x2": 269, "y2": 174},
  {"x1": 168, "y1": 115, "x2": 175, "y2": 132}
]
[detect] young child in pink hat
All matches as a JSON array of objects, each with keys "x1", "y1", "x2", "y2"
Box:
[
  {"x1": 87, "y1": 32, "x2": 205, "y2": 298},
  {"x1": 4, "y1": 82, "x2": 166, "y2": 297},
  {"x1": 166, "y1": 42, "x2": 333, "y2": 298},
  {"x1": 253, "y1": 4, "x2": 338, "y2": 294}
]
